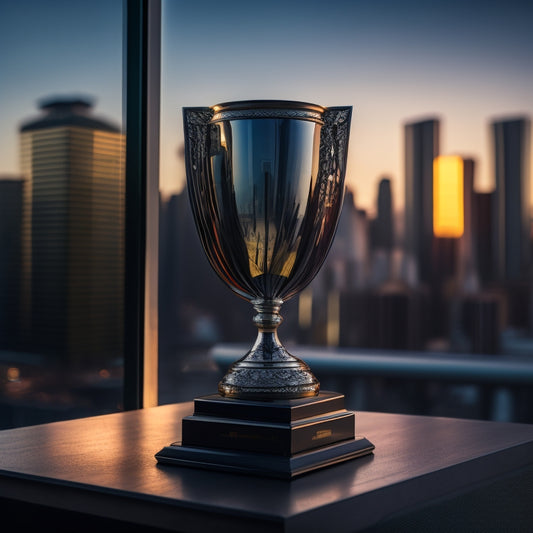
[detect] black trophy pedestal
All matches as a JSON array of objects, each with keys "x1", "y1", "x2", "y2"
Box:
[{"x1": 155, "y1": 391, "x2": 374, "y2": 479}]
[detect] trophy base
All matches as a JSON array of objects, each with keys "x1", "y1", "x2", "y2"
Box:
[
  {"x1": 155, "y1": 391, "x2": 374, "y2": 479},
  {"x1": 155, "y1": 436, "x2": 374, "y2": 479}
]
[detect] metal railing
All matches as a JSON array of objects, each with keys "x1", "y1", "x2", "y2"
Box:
[{"x1": 211, "y1": 343, "x2": 533, "y2": 423}]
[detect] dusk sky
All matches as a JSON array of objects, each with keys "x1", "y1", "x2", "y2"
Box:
[{"x1": 1, "y1": 0, "x2": 532, "y2": 213}]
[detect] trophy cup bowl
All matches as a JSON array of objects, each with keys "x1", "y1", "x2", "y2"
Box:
[
  {"x1": 155, "y1": 101, "x2": 374, "y2": 478},
  {"x1": 183, "y1": 100, "x2": 351, "y2": 400}
]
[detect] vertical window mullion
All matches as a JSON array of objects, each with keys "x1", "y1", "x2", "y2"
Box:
[{"x1": 123, "y1": 0, "x2": 161, "y2": 410}]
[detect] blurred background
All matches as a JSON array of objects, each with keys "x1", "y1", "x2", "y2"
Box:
[{"x1": 1, "y1": 0, "x2": 532, "y2": 429}]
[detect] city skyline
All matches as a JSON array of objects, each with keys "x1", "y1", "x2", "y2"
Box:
[
  {"x1": 2, "y1": 0, "x2": 533, "y2": 430},
  {"x1": 1, "y1": 1, "x2": 532, "y2": 213},
  {"x1": 1, "y1": 1, "x2": 532, "y2": 355},
  {"x1": 160, "y1": 0, "x2": 533, "y2": 213},
  {"x1": 0, "y1": 90, "x2": 531, "y2": 428}
]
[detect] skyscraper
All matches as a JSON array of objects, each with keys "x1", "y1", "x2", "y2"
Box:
[
  {"x1": 373, "y1": 177, "x2": 394, "y2": 250},
  {"x1": 369, "y1": 177, "x2": 394, "y2": 287},
  {"x1": 19, "y1": 97, "x2": 125, "y2": 366},
  {"x1": 459, "y1": 158, "x2": 475, "y2": 284},
  {"x1": 492, "y1": 117, "x2": 531, "y2": 282},
  {"x1": 473, "y1": 191, "x2": 495, "y2": 285},
  {"x1": 404, "y1": 118, "x2": 440, "y2": 285}
]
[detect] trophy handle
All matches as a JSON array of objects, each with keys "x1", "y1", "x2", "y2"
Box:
[
  {"x1": 317, "y1": 106, "x2": 352, "y2": 217},
  {"x1": 286, "y1": 106, "x2": 353, "y2": 298},
  {"x1": 320, "y1": 106, "x2": 352, "y2": 187},
  {"x1": 183, "y1": 107, "x2": 214, "y2": 187}
]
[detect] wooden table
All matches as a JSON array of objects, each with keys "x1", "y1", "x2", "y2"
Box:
[{"x1": 0, "y1": 402, "x2": 532, "y2": 532}]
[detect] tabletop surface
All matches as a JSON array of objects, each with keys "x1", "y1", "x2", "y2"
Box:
[{"x1": 1, "y1": 401, "x2": 533, "y2": 532}]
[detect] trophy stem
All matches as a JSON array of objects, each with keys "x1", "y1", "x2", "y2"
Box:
[
  {"x1": 252, "y1": 298, "x2": 284, "y2": 333},
  {"x1": 218, "y1": 299, "x2": 320, "y2": 400}
]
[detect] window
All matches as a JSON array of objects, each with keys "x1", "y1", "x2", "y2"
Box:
[
  {"x1": 0, "y1": 0, "x2": 125, "y2": 428},
  {"x1": 1, "y1": 1, "x2": 532, "y2": 429},
  {"x1": 158, "y1": 0, "x2": 533, "y2": 423}
]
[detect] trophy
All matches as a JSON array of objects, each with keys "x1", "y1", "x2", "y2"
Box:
[{"x1": 156, "y1": 101, "x2": 374, "y2": 478}]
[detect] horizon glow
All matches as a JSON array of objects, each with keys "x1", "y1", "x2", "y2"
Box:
[{"x1": 0, "y1": 0, "x2": 532, "y2": 215}]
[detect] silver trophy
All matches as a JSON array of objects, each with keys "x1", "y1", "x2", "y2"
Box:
[
  {"x1": 155, "y1": 101, "x2": 374, "y2": 478},
  {"x1": 184, "y1": 100, "x2": 351, "y2": 399}
]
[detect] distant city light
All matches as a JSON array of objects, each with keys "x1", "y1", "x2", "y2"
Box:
[
  {"x1": 6, "y1": 367, "x2": 20, "y2": 382},
  {"x1": 433, "y1": 155, "x2": 464, "y2": 238}
]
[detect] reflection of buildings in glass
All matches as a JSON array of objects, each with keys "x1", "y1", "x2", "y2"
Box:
[
  {"x1": 19, "y1": 98, "x2": 124, "y2": 365},
  {"x1": 492, "y1": 117, "x2": 531, "y2": 282},
  {"x1": 0, "y1": 177, "x2": 24, "y2": 350},
  {"x1": 404, "y1": 118, "x2": 440, "y2": 285}
]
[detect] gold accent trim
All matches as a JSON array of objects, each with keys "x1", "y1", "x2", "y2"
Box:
[{"x1": 312, "y1": 429, "x2": 333, "y2": 440}]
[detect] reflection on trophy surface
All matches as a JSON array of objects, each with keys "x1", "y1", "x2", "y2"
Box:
[
  {"x1": 155, "y1": 100, "x2": 373, "y2": 479},
  {"x1": 183, "y1": 100, "x2": 352, "y2": 400}
]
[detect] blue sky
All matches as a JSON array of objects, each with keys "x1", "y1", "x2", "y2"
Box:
[
  {"x1": 161, "y1": 0, "x2": 533, "y2": 210},
  {"x1": 0, "y1": 0, "x2": 123, "y2": 172},
  {"x1": 1, "y1": 0, "x2": 532, "y2": 213}
]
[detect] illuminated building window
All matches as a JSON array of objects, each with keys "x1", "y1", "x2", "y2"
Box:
[{"x1": 433, "y1": 155, "x2": 464, "y2": 238}]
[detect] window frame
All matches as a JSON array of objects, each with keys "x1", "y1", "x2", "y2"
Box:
[{"x1": 123, "y1": 0, "x2": 161, "y2": 410}]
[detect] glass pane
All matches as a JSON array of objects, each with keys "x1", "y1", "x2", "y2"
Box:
[
  {"x1": 159, "y1": 0, "x2": 533, "y2": 422},
  {"x1": 0, "y1": 0, "x2": 124, "y2": 428}
]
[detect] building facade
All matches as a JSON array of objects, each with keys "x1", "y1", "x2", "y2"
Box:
[
  {"x1": 404, "y1": 118, "x2": 440, "y2": 285},
  {"x1": 492, "y1": 117, "x2": 531, "y2": 282},
  {"x1": 19, "y1": 98, "x2": 125, "y2": 366}
]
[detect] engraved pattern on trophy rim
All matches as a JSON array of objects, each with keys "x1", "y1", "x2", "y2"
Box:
[{"x1": 211, "y1": 108, "x2": 324, "y2": 124}]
